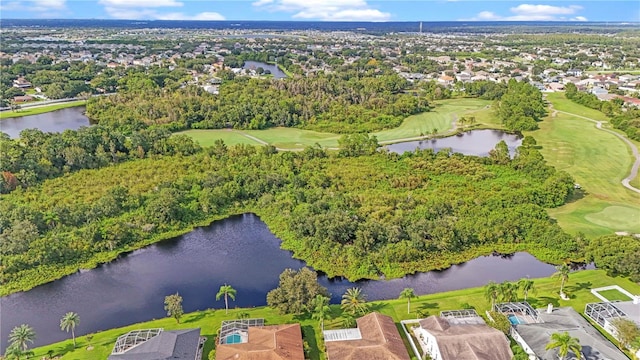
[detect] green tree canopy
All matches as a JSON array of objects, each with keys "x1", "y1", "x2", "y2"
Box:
[{"x1": 267, "y1": 268, "x2": 329, "y2": 315}]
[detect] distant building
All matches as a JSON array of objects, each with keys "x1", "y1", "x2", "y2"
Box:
[
  {"x1": 108, "y1": 328, "x2": 205, "y2": 360},
  {"x1": 324, "y1": 312, "x2": 411, "y2": 360},
  {"x1": 12, "y1": 77, "x2": 32, "y2": 89},
  {"x1": 414, "y1": 310, "x2": 513, "y2": 360},
  {"x1": 13, "y1": 95, "x2": 34, "y2": 103},
  {"x1": 567, "y1": 69, "x2": 583, "y2": 77}
]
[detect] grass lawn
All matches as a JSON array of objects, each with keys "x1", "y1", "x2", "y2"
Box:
[
  {"x1": 0, "y1": 101, "x2": 85, "y2": 119},
  {"x1": 176, "y1": 129, "x2": 263, "y2": 147},
  {"x1": 529, "y1": 94, "x2": 640, "y2": 236},
  {"x1": 597, "y1": 289, "x2": 633, "y2": 302},
  {"x1": 545, "y1": 92, "x2": 609, "y2": 122},
  {"x1": 28, "y1": 270, "x2": 640, "y2": 360},
  {"x1": 180, "y1": 98, "x2": 493, "y2": 149}
]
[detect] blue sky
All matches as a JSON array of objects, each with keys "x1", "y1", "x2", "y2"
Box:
[{"x1": 1, "y1": 0, "x2": 638, "y2": 22}]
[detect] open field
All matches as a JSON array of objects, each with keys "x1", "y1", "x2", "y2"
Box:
[
  {"x1": 545, "y1": 92, "x2": 609, "y2": 122},
  {"x1": 530, "y1": 94, "x2": 640, "y2": 236},
  {"x1": 28, "y1": 270, "x2": 640, "y2": 360},
  {"x1": 0, "y1": 100, "x2": 85, "y2": 119},
  {"x1": 586, "y1": 70, "x2": 640, "y2": 75},
  {"x1": 180, "y1": 98, "x2": 495, "y2": 149}
]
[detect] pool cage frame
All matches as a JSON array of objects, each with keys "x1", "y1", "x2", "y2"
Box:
[
  {"x1": 218, "y1": 318, "x2": 265, "y2": 345},
  {"x1": 585, "y1": 302, "x2": 627, "y2": 328},
  {"x1": 494, "y1": 302, "x2": 542, "y2": 323},
  {"x1": 111, "y1": 328, "x2": 163, "y2": 355},
  {"x1": 440, "y1": 309, "x2": 486, "y2": 325}
]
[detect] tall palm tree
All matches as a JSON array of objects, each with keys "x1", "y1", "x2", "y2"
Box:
[
  {"x1": 216, "y1": 284, "x2": 237, "y2": 314},
  {"x1": 545, "y1": 332, "x2": 582, "y2": 360},
  {"x1": 399, "y1": 288, "x2": 416, "y2": 314},
  {"x1": 8, "y1": 324, "x2": 36, "y2": 352},
  {"x1": 518, "y1": 278, "x2": 536, "y2": 302},
  {"x1": 499, "y1": 281, "x2": 518, "y2": 302},
  {"x1": 484, "y1": 281, "x2": 500, "y2": 310},
  {"x1": 60, "y1": 312, "x2": 80, "y2": 348},
  {"x1": 310, "y1": 295, "x2": 331, "y2": 331},
  {"x1": 553, "y1": 264, "x2": 571, "y2": 297},
  {"x1": 341, "y1": 287, "x2": 368, "y2": 316}
]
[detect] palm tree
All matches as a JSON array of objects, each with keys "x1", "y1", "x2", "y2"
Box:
[
  {"x1": 8, "y1": 324, "x2": 36, "y2": 352},
  {"x1": 341, "y1": 287, "x2": 368, "y2": 316},
  {"x1": 553, "y1": 264, "x2": 571, "y2": 297},
  {"x1": 310, "y1": 295, "x2": 331, "y2": 331},
  {"x1": 484, "y1": 281, "x2": 500, "y2": 310},
  {"x1": 518, "y1": 278, "x2": 536, "y2": 302},
  {"x1": 399, "y1": 288, "x2": 416, "y2": 314},
  {"x1": 216, "y1": 284, "x2": 237, "y2": 314},
  {"x1": 545, "y1": 332, "x2": 582, "y2": 360},
  {"x1": 499, "y1": 281, "x2": 518, "y2": 302},
  {"x1": 341, "y1": 314, "x2": 356, "y2": 328},
  {"x1": 4, "y1": 344, "x2": 33, "y2": 360},
  {"x1": 60, "y1": 312, "x2": 80, "y2": 348}
]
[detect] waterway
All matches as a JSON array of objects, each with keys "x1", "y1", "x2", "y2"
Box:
[
  {"x1": 243, "y1": 60, "x2": 288, "y2": 79},
  {"x1": 0, "y1": 106, "x2": 89, "y2": 138},
  {"x1": 0, "y1": 214, "x2": 585, "y2": 350},
  {"x1": 386, "y1": 129, "x2": 522, "y2": 156}
]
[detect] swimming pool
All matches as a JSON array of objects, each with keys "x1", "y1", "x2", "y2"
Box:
[
  {"x1": 225, "y1": 333, "x2": 243, "y2": 344},
  {"x1": 508, "y1": 315, "x2": 525, "y2": 325}
]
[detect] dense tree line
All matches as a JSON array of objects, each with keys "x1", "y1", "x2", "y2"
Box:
[
  {"x1": 0, "y1": 125, "x2": 200, "y2": 193},
  {"x1": 0, "y1": 136, "x2": 579, "y2": 294},
  {"x1": 87, "y1": 70, "x2": 429, "y2": 133},
  {"x1": 586, "y1": 235, "x2": 640, "y2": 281},
  {"x1": 565, "y1": 83, "x2": 640, "y2": 141},
  {"x1": 496, "y1": 80, "x2": 546, "y2": 131}
]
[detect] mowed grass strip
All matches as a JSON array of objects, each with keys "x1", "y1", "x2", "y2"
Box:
[
  {"x1": 0, "y1": 100, "x2": 85, "y2": 119},
  {"x1": 530, "y1": 94, "x2": 640, "y2": 236},
  {"x1": 28, "y1": 270, "x2": 640, "y2": 360},
  {"x1": 180, "y1": 98, "x2": 492, "y2": 149}
]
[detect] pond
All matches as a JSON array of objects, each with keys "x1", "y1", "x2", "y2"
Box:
[
  {"x1": 243, "y1": 60, "x2": 288, "y2": 79},
  {"x1": 1, "y1": 213, "x2": 583, "y2": 350},
  {"x1": 0, "y1": 106, "x2": 89, "y2": 138},
  {"x1": 386, "y1": 129, "x2": 522, "y2": 156}
]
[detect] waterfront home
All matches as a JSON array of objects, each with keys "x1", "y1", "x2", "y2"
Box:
[
  {"x1": 215, "y1": 319, "x2": 304, "y2": 360},
  {"x1": 108, "y1": 328, "x2": 206, "y2": 360}
]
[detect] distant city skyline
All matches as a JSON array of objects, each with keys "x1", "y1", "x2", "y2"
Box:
[{"x1": 0, "y1": 1, "x2": 638, "y2": 22}]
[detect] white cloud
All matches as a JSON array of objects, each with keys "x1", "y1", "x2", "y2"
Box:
[
  {"x1": 1, "y1": 0, "x2": 66, "y2": 12},
  {"x1": 99, "y1": 0, "x2": 183, "y2": 8},
  {"x1": 101, "y1": 0, "x2": 224, "y2": 20},
  {"x1": 463, "y1": 3, "x2": 587, "y2": 21},
  {"x1": 253, "y1": 0, "x2": 391, "y2": 21},
  {"x1": 104, "y1": 7, "x2": 224, "y2": 20}
]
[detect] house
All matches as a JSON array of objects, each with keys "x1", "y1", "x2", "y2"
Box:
[
  {"x1": 323, "y1": 312, "x2": 410, "y2": 360},
  {"x1": 505, "y1": 306, "x2": 627, "y2": 360},
  {"x1": 13, "y1": 95, "x2": 34, "y2": 103},
  {"x1": 108, "y1": 328, "x2": 206, "y2": 360},
  {"x1": 591, "y1": 87, "x2": 608, "y2": 96},
  {"x1": 438, "y1": 75, "x2": 455, "y2": 86},
  {"x1": 567, "y1": 69, "x2": 583, "y2": 77},
  {"x1": 12, "y1": 77, "x2": 32, "y2": 89},
  {"x1": 546, "y1": 83, "x2": 565, "y2": 92},
  {"x1": 414, "y1": 310, "x2": 513, "y2": 360},
  {"x1": 215, "y1": 320, "x2": 304, "y2": 360}
]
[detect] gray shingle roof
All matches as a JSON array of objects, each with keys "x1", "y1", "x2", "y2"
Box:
[
  {"x1": 108, "y1": 328, "x2": 201, "y2": 360},
  {"x1": 513, "y1": 307, "x2": 627, "y2": 360}
]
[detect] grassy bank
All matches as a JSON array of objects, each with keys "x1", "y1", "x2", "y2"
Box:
[
  {"x1": 530, "y1": 93, "x2": 640, "y2": 236},
  {"x1": 0, "y1": 100, "x2": 85, "y2": 119},
  {"x1": 28, "y1": 270, "x2": 640, "y2": 360},
  {"x1": 179, "y1": 98, "x2": 494, "y2": 149}
]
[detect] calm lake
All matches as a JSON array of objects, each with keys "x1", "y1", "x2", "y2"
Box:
[
  {"x1": 0, "y1": 214, "x2": 581, "y2": 350},
  {"x1": 386, "y1": 129, "x2": 522, "y2": 156},
  {"x1": 243, "y1": 60, "x2": 288, "y2": 79},
  {"x1": 0, "y1": 106, "x2": 90, "y2": 138}
]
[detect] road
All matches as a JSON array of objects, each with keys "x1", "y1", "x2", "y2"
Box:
[{"x1": 554, "y1": 109, "x2": 640, "y2": 194}]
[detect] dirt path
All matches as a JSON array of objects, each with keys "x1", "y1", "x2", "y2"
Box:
[{"x1": 552, "y1": 108, "x2": 640, "y2": 194}]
